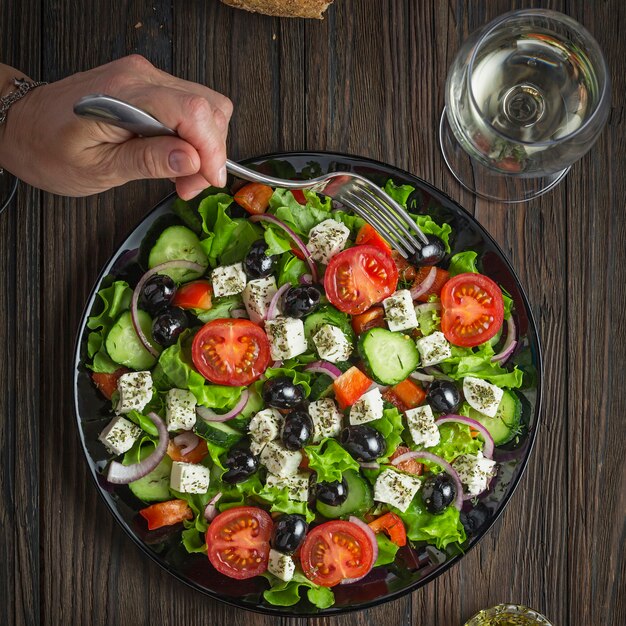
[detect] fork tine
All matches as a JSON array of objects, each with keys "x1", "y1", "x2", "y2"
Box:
[
  {"x1": 363, "y1": 183, "x2": 430, "y2": 246},
  {"x1": 338, "y1": 193, "x2": 413, "y2": 258},
  {"x1": 347, "y1": 185, "x2": 423, "y2": 253}
]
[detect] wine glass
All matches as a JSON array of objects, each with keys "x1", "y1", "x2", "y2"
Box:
[{"x1": 439, "y1": 9, "x2": 611, "y2": 203}]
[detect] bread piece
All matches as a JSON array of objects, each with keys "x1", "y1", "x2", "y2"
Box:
[{"x1": 220, "y1": 0, "x2": 333, "y2": 19}]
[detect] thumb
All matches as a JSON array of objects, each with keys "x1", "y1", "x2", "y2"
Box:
[{"x1": 111, "y1": 136, "x2": 201, "y2": 181}]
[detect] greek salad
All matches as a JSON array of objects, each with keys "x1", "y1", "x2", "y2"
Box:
[{"x1": 86, "y1": 179, "x2": 524, "y2": 609}]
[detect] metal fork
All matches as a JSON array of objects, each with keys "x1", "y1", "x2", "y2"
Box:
[{"x1": 74, "y1": 94, "x2": 428, "y2": 258}]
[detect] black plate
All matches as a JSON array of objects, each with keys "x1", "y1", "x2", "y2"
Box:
[{"x1": 73, "y1": 152, "x2": 542, "y2": 616}]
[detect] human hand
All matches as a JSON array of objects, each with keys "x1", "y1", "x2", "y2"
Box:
[{"x1": 0, "y1": 55, "x2": 233, "y2": 199}]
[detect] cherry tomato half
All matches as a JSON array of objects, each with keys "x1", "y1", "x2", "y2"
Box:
[
  {"x1": 234, "y1": 183, "x2": 273, "y2": 215},
  {"x1": 300, "y1": 520, "x2": 375, "y2": 587},
  {"x1": 206, "y1": 506, "x2": 273, "y2": 580},
  {"x1": 440, "y1": 273, "x2": 504, "y2": 347},
  {"x1": 191, "y1": 319, "x2": 271, "y2": 386},
  {"x1": 172, "y1": 280, "x2": 212, "y2": 310},
  {"x1": 324, "y1": 245, "x2": 398, "y2": 315}
]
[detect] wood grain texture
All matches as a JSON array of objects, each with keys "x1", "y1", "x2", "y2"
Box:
[{"x1": 0, "y1": 0, "x2": 624, "y2": 624}]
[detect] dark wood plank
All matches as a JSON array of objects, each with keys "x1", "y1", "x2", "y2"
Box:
[{"x1": 0, "y1": 1, "x2": 42, "y2": 625}]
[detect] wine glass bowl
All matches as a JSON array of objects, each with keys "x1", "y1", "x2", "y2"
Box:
[{"x1": 440, "y1": 9, "x2": 611, "y2": 202}]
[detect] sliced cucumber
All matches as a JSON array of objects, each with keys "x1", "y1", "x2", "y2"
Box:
[
  {"x1": 467, "y1": 390, "x2": 522, "y2": 445},
  {"x1": 195, "y1": 419, "x2": 243, "y2": 449},
  {"x1": 316, "y1": 470, "x2": 373, "y2": 519},
  {"x1": 148, "y1": 225, "x2": 208, "y2": 283},
  {"x1": 358, "y1": 327, "x2": 420, "y2": 385},
  {"x1": 226, "y1": 390, "x2": 263, "y2": 432},
  {"x1": 124, "y1": 442, "x2": 173, "y2": 502},
  {"x1": 105, "y1": 310, "x2": 160, "y2": 370},
  {"x1": 303, "y1": 305, "x2": 355, "y2": 349}
]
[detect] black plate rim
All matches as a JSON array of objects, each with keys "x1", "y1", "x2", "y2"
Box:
[{"x1": 73, "y1": 150, "x2": 543, "y2": 617}]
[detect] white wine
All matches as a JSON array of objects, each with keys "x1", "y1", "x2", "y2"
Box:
[{"x1": 446, "y1": 25, "x2": 605, "y2": 176}]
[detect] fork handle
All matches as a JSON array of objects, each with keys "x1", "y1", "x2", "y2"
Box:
[{"x1": 73, "y1": 94, "x2": 310, "y2": 189}]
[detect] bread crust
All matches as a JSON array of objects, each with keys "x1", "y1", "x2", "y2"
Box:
[{"x1": 220, "y1": 0, "x2": 333, "y2": 19}]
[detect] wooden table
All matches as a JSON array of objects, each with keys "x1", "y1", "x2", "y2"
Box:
[{"x1": 1, "y1": 1, "x2": 624, "y2": 624}]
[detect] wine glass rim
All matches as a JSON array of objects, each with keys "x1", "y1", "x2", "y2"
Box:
[{"x1": 466, "y1": 8, "x2": 610, "y2": 148}]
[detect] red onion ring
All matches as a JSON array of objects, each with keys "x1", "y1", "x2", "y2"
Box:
[
  {"x1": 270, "y1": 360, "x2": 283, "y2": 369},
  {"x1": 410, "y1": 267, "x2": 436, "y2": 300},
  {"x1": 173, "y1": 431, "x2": 200, "y2": 455},
  {"x1": 359, "y1": 461, "x2": 380, "y2": 470},
  {"x1": 435, "y1": 414, "x2": 495, "y2": 459},
  {"x1": 204, "y1": 492, "x2": 223, "y2": 521},
  {"x1": 106, "y1": 412, "x2": 168, "y2": 484},
  {"x1": 230, "y1": 308, "x2": 248, "y2": 319},
  {"x1": 196, "y1": 390, "x2": 250, "y2": 422},
  {"x1": 339, "y1": 516, "x2": 379, "y2": 584},
  {"x1": 414, "y1": 302, "x2": 441, "y2": 314},
  {"x1": 391, "y1": 450, "x2": 463, "y2": 511},
  {"x1": 303, "y1": 361, "x2": 342, "y2": 380},
  {"x1": 299, "y1": 273, "x2": 313, "y2": 284},
  {"x1": 265, "y1": 282, "x2": 290, "y2": 321},
  {"x1": 410, "y1": 371, "x2": 435, "y2": 383},
  {"x1": 131, "y1": 260, "x2": 205, "y2": 357},
  {"x1": 491, "y1": 316, "x2": 517, "y2": 364},
  {"x1": 249, "y1": 214, "x2": 318, "y2": 282}
]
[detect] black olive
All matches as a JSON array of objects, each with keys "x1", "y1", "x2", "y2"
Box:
[
  {"x1": 427, "y1": 380, "x2": 461, "y2": 413},
  {"x1": 459, "y1": 502, "x2": 490, "y2": 535},
  {"x1": 281, "y1": 409, "x2": 314, "y2": 450},
  {"x1": 421, "y1": 473, "x2": 457, "y2": 515},
  {"x1": 151, "y1": 307, "x2": 188, "y2": 347},
  {"x1": 282, "y1": 285, "x2": 322, "y2": 318},
  {"x1": 243, "y1": 240, "x2": 277, "y2": 279},
  {"x1": 339, "y1": 425, "x2": 385, "y2": 462},
  {"x1": 410, "y1": 234, "x2": 446, "y2": 266},
  {"x1": 316, "y1": 478, "x2": 348, "y2": 506},
  {"x1": 262, "y1": 377, "x2": 306, "y2": 409},
  {"x1": 271, "y1": 514, "x2": 308, "y2": 554},
  {"x1": 140, "y1": 274, "x2": 176, "y2": 315},
  {"x1": 222, "y1": 447, "x2": 259, "y2": 484}
]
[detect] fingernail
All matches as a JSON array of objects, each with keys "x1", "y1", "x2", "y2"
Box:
[
  {"x1": 169, "y1": 150, "x2": 192, "y2": 174},
  {"x1": 218, "y1": 166, "x2": 227, "y2": 188},
  {"x1": 188, "y1": 188, "x2": 206, "y2": 199}
]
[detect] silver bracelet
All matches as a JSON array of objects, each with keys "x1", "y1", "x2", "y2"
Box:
[{"x1": 0, "y1": 77, "x2": 48, "y2": 125}]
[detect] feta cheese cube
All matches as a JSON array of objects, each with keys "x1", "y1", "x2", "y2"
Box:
[
  {"x1": 165, "y1": 388, "x2": 197, "y2": 432},
  {"x1": 115, "y1": 371, "x2": 153, "y2": 414},
  {"x1": 98, "y1": 415, "x2": 142, "y2": 456},
  {"x1": 308, "y1": 398, "x2": 343, "y2": 442},
  {"x1": 268, "y1": 548, "x2": 295, "y2": 582},
  {"x1": 260, "y1": 441, "x2": 302, "y2": 477},
  {"x1": 374, "y1": 468, "x2": 422, "y2": 512},
  {"x1": 169, "y1": 461, "x2": 211, "y2": 494},
  {"x1": 415, "y1": 331, "x2": 451, "y2": 367},
  {"x1": 242, "y1": 276, "x2": 278, "y2": 323},
  {"x1": 462, "y1": 376, "x2": 504, "y2": 418},
  {"x1": 406, "y1": 404, "x2": 440, "y2": 448},
  {"x1": 307, "y1": 218, "x2": 350, "y2": 265},
  {"x1": 452, "y1": 451, "x2": 497, "y2": 497},
  {"x1": 349, "y1": 388, "x2": 384, "y2": 425},
  {"x1": 265, "y1": 317, "x2": 307, "y2": 360},
  {"x1": 312, "y1": 324, "x2": 352, "y2": 362},
  {"x1": 211, "y1": 262, "x2": 247, "y2": 297},
  {"x1": 383, "y1": 290, "x2": 419, "y2": 332},
  {"x1": 248, "y1": 408, "x2": 283, "y2": 450},
  {"x1": 265, "y1": 471, "x2": 310, "y2": 502}
]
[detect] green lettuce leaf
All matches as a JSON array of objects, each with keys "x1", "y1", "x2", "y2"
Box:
[
  {"x1": 415, "y1": 215, "x2": 452, "y2": 253},
  {"x1": 263, "y1": 225, "x2": 293, "y2": 256},
  {"x1": 219, "y1": 220, "x2": 262, "y2": 266},
  {"x1": 370, "y1": 407, "x2": 405, "y2": 459},
  {"x1": 502, "y1": 288, "x2": 514, "y2": 321},
  {"x1": 393, "y1": 500, "x2": 466, "y2": 549},
  {"x1": 277, "y1": 253, "x2": 308, "y2": 287},
  {"x1": 425, "y1": 422, "x2": 482, "y2": 462},
  {"x1": 196, "y1": 295, "x2": 244, "y2": 323},
  {"x1": 86, "y1": 280, "x2": 133, "y2": 373},
  {"x1": 448, "y1": 251, "x2": 479, "y2": 276},
  {"x1": 263, "y1": 572, "x2": 334, "y2": 609},
  {"x1": 197, "y1": 192, "x2": 233, "y2": 234},
  {"x1": 374, "y1": 533, "x2": 400, "y2": 566},
  {"x1": 384, "y1": 179, "x2": 414, "y2": 206},
  {"x1": 181, "y1": 527, "x2": 207, "y2": 554},
  {"x1": 304, "y1": 438, "x2": 359, "y2": 483},
  {"x1": 197, "y1": 193, "x2": 240, "y2": 267},
  {"x1": 263, "y1": 364, "x2": 313, "y2": 396},
  {"x1": 332, "y1": 210, "x2": 366, "y2": 235},
  {"x1": 158, "y1": 338, "x2": 245, "y2": 408},
  {"x1": 214, "y1": 472, "x2": 264, "y2": 511},
  {"x1": 269, "y1": 188, "x2": 331, "y2": 237},
  {"x1": 256, "y1": 484, "x2": 316, "y2": 522},
  {"x1": 170, "y1": 487, "x2": 213, "y2": 534}
]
